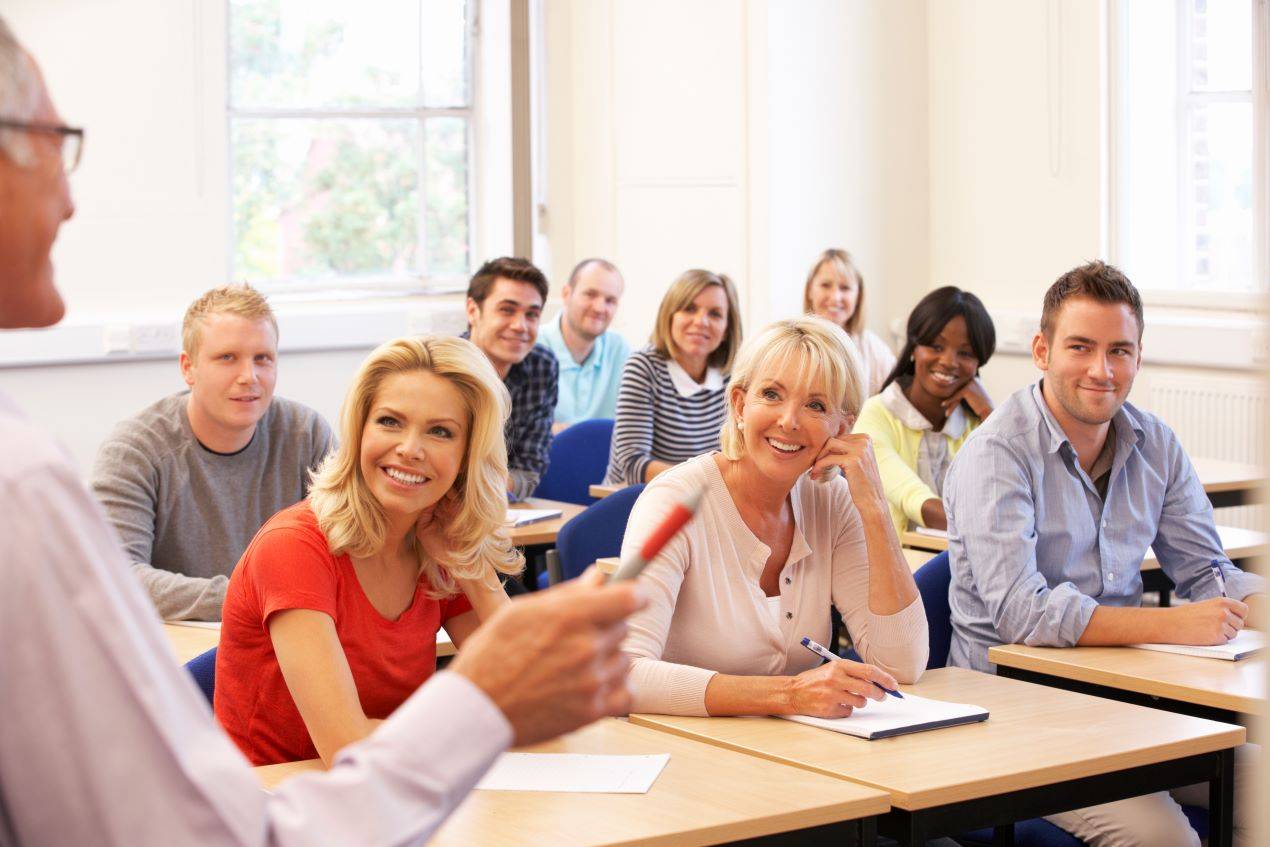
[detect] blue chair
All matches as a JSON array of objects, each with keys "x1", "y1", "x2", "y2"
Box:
[
  {"x1": 537, "y1": 483, "x2": 646, "y2": 588},
  {"x1": 531, "y1": 418, "x2": 615, "y2": 505},
  {"x1": 914, "y1": 551, "x2": 952, "y2": 670},
  {"x1": 185, "y1": 646, "x2": 217, "y2": 705},
  {"x1": 914, "y1": 551, "x2": 1084, "y2": 847}
]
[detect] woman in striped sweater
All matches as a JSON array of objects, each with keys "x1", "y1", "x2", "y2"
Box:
[{"x1": 604, "y1": 269, "x2": 743, "y2": 486}]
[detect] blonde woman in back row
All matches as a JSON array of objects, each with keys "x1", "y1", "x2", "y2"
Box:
[
  {"x1": 804, "y1": 249, "x2": 896, "y2": 396},
  {"x1": 621, "y1": 316, "x2": 927, "y2": 718}
]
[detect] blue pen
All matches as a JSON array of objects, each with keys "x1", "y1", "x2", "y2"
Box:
[
  {"x1": 1209, "y1": 559, "x2": 1227, "y2": 598},
  {"x1": 800, "y1": 636, "x2": 904, "y2": 699}
]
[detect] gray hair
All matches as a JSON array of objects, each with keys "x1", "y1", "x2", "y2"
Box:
[{"x1": 0, "y1": 15, "x2": 41, "y2": 165}]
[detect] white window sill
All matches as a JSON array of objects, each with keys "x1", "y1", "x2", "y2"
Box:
[{"x1": 0, "y1": 296, "x2": 470, "y2": 369}]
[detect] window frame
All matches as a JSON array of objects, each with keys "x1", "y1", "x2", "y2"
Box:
[
  {"x1": 224, "y1": 0, "x2": 479, "y2": 298},
  {"x1": 1107, "y1": 0, "x2": 1269, "y2": 311}
]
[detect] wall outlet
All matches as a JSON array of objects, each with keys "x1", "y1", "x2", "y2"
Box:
[{"x1": 129, "y1": 323, "x2": 181, "y2": 354}]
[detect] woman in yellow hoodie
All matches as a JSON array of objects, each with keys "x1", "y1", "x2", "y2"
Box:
[{"x1": 853, "y1": 287, "x2": 996, "y2": 535}]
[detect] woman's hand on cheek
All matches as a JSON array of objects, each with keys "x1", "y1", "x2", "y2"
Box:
[
  {"x1": 809, "y1": 433, "x2": 886, "y2": 503},
  {"x1": 415, "y1": 488, "x2": 461, "y2": 564}
]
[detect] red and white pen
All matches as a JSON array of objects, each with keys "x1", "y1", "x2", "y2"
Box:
[{"x1": 609, "y1": 483, "x2": 706, "y2": 582}]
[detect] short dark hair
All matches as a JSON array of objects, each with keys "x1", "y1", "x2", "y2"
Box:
[
  {"x1": 566, "y1": 257, "x2": 620, "y2": 289},
  {"x1": 1040, "y1": 261, "x2": 1143, "y2": 340},
  {"x1": 882, "y1": 286, "x2": 996, "y2": 392},
  {"x1": 466, "y1": 257, "x2": 549, "y2": 307}
]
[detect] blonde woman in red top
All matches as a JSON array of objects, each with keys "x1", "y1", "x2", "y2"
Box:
[{"x1": 216, "y1": 335, "x2": 522, "y2": 766}]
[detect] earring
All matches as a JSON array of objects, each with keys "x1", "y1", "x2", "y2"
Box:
[{"x1": 736, "y1": 418, "x2": 745, "y2": 431}]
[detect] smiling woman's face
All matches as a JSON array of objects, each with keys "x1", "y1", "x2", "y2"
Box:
[
  {"x1": 669, "y1": 284, "x2": 729, "y2": 365},
  {"x1": 732, "y1": 354, "x2": 846, "y2": 485},
  {"x1": 358, "y1": 370, "x2": 469, "y2": 520}
]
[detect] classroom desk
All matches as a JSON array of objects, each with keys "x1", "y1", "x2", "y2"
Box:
[
  {"x1": 1193, "y1": 457, "x2": 1268, "y2": 509},
  {"x1": 989, "y1": 644, "x2": 1265, "y2": 724},
  {"x1": 900, "y1": 530, "x2": 947, "y2": 553},
  {"x1": 162, "y1": 623, "x2": 220, "y2": 664},
  {"x1": 630, "y1": 666, "x2": 1245, "y2": 847},
  {"x1": 901, "y1": 524, "x2": 1265, "y2": 579},
  {"x1": 589, "y1": 483, "x2": 624, "y2": 500},
  {"x1": 161, "y1": 622, "x2": 457, "y2": 664},
  {"x1": 255, "y1": 718, "x2": 890, "y2": 847},
  {"x1": 508, "y1": 497, "x2": 587, "y2": 547}
]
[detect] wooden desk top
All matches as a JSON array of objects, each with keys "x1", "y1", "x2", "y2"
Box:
[
  {"x1": 902, "y1": 547, "x2": 936, "y2": 572},
  {"x1": 509, "y1": 498, "x2": 587, "y2": 546},
  {"x1": 162, "y1": 623, "x2": 220, "y2": 664},
  {"x1": 901, "y1": 530, "x2": 948, "y2": 552},
  {"x1": 589, "y1": 483, "x2": 624, "y2": 500},
  {"x1": 1192, "y1": 457, "x2": 1268, "y2": 495},
  {"x1": 630, "y1": 666, "x2": 1244, "y2": 810},
  {"x1": 255, "y1": 718, "x2": 889, "y2": 847},
  {"x1": 901, "y1": 525, "x2": 1265, "y2": 573},
  {"x1": 1141, "y1": 524, "x2": 1268, "y2": 572},
  {"x1": 988, "y1": 643, "x2": 1266, "y2": 716},
  {"x1": 161, "y1": 622, "x2": 457, "y2": 664}
]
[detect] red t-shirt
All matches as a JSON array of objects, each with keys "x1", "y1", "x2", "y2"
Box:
[{"x1": 214, "y1": 501, "x2": 473, "y2": 765}]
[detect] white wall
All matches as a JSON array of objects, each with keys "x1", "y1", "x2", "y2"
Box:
[
  {"x1": 924, "y1": 0, "x2": 1264, "y2": 414},
  {"x1": 540, "y1": 0, "x2": 929, "y2": 353}
]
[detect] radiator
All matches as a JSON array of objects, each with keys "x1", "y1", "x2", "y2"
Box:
[{"x1": 1148, "y1": 375, "x2": 1267, "y2": 530}]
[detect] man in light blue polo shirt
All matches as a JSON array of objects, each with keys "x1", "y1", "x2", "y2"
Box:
[
  {"x1": 539, "y1": 258, "x2": 630, "y2": 430},
  {"x1": 944, "y1": 261, "x2": 1262, "y2": 847}
]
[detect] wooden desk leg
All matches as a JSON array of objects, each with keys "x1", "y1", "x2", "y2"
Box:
[{"x1": 1209, "y1": 747, "x2": 1235, "y2": 847}]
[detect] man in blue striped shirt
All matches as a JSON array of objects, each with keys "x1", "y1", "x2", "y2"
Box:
[{"x1": 944, "y1": 261, "x2": 1262, "y2": 847}]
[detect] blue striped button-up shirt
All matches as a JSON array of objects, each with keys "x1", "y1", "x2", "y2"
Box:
[{"x1": 945, "y1": 381, "x2": 1264, "y2": 673}]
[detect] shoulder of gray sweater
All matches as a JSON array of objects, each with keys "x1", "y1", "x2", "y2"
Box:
[{"x1": 98, "y1": 392, "x2": 192, "y2": 464}]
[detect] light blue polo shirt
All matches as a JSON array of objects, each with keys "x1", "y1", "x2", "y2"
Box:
[{"x1": 538, "y1": 313, "x2": 631, "y2": 425}]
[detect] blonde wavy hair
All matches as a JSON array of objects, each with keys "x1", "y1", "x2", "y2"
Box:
[
  {"x1": 720, "y1": 316, "x2": 866, "y2": 461},
  {"x1": 650, "y1": 269, "x2": 743, "y2": 373},
  {"x1": 308, "y1": 335, "x2": 523, "y2": 597},
  {"x1": 802, "y1": 249, "x2": 866, "y2": 337}
]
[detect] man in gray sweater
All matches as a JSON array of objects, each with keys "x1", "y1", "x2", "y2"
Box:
[{"x1": 91, "y1": 285, "x2": 334, "y2": 620}]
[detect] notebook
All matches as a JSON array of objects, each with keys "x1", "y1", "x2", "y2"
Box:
[
  {"x1": 505, "y1": 507, "x2": 563, "y2": 527},
  {"x1": 1131, "y1": 628, "x2": 1264, "y2": 661},
  {"x1": 912, "y1": 526, "x2": 949, "y2": 540},
  {"x1": 780, "y1": 692, "x2": 988, "y2": 740}
]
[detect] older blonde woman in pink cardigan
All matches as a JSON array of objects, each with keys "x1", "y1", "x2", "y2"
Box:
[{"x1": 621, "y1": 316, "x2": 928, "y2": 717}]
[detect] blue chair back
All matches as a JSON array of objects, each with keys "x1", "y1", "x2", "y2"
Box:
[
  {"x1": 185, "y1": 646, "x2": 217, "y2": 705},
  {"x1": 914, "y1": 551, "x2": 952, "y2": 669},
  {"x1": 531, "y1": 418, "x2": 614, "y2": 505},
  {"x1": 555, "y1": 483, "x2": 646, "y2": 582}
]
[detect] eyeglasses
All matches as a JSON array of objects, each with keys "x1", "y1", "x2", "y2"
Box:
[{"x1": 0, "y1": 119, "x2": 85, "y2": 174}]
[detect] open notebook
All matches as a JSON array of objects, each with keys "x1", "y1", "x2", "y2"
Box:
[
  {"x1": 780, "y1": 692, "x2": 988, "y2": 740},
  {"x1": 505, "y1": 507, "x2": 563, "y2": 527},
  {"x1": 1131, "y1": 629, "x2": 1264, "y2": 661}
]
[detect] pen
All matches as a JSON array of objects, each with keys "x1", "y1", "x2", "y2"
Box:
[
  {"x1": 800, "y1": 636, "x2": 903, "y2": 699},
  {"x1": 609, "y1": 483, "x2": 706, "y2": 582},
  {"x1": 1209, "y1": 559, "x2": 1227, "y2": 598}
]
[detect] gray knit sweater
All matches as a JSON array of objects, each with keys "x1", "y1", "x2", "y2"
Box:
[{"x1": 90, "y1": 392, "x2": 334, "y2": 621}]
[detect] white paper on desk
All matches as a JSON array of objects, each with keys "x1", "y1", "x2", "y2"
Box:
[
  {"x1": 781, "y1": 692, "x2": 988, "y2": 740},
  {"x1": 164, "y1": 620, "x2": 221, "y2": 630},
  {"x1": 505, "y1": 507, "x2": 563, "y2": 527},
  {"x1": 474, "y1": 752, "x2": 669, "y2": 793},
  {"x1": 912, "y1": 526, "x2": 949, "y2": 539},
  {"x1": 1132, "y1": 629, "x2": 1265, "y2": 661}
]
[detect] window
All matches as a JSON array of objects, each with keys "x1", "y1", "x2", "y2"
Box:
[
  {"x1": 1112, "y1": 0, "x2": 1266, "y2": 298},
  {"x1": 228, "y1": 0, "x2": 474, "y2": 296}
]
